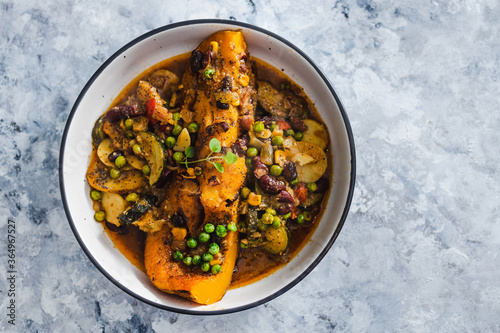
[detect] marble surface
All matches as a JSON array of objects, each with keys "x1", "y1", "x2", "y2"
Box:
[{"x1": 1, "y1": 0, "x2": 499, "y2": 331}]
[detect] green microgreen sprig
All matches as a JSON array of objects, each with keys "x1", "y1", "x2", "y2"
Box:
[{"x1": 182, "y1": 138, "x2": 237, "y2": 173}]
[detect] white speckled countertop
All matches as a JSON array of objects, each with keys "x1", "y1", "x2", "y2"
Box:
[{"x1": 1, "y1": 0, "x2": 500, "y2": 331}]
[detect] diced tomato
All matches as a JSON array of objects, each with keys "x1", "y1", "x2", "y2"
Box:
[
  {"x1": 277, "y1": 120, "x2": 291, "y2": 130},
  {"x1": 294, "y1": 183, "x2": 308, "y2": 204},
  {"x1": 291, "y1": 206, "x2": 301, "y2": 219}
]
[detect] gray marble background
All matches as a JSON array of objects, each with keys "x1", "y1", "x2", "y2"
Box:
[{"x1": 1, "y1": 0, "x2": 499, "y2": 332}]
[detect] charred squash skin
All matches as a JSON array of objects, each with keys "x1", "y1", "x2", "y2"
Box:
[{"x1": 144, "y1": 31, "x2": 255, "y2": 304}]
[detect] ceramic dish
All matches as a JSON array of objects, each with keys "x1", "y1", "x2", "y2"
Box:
[{"x1": 59, "y1": 19, "x2": 355, "y2": 314}]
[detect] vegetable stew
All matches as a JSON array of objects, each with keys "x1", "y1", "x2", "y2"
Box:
[{"x1": 87, "y1": 31, "x2": 331, "y2": 304}]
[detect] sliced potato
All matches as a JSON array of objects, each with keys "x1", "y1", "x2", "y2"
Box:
[
  {"x1": 173, "y1": 128, "x2": 191, "y2": 152},
  {"x1": 101, "y1": 192, "x2": 127, "y2": 226},
  {"x1": 290, "y1": 153, "x2": 315, "y2": 166},
  {"x1": 97, "y1": 138, "x2": 116, "y2": 167},
  {"x1": 301, "y1": 119, "x2": 329, "y2": 150},
  {"x1": 294, "y1": 141, "x2": 327, "y2": 183}
]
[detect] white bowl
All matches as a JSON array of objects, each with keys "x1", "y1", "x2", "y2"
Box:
[{"x1": 59, "y1": 19, "x2": 355, "y2": 314}]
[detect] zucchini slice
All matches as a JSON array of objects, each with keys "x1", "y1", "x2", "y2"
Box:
[
  {"x1": 118, "y1": 194, "x2": 158, "y2": 225},
  {"x1": 92, "y1": 115, "x2": 107, "y2": 148},
  {"x1": 137, "y1": 131, "x2": 165, "y2": 185}
]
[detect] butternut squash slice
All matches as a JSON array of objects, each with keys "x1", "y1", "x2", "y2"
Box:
[{"x1": 144, "y1": 30, "x2": 255, "y2": 304}]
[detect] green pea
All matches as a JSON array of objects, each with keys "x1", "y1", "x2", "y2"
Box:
[
  {"x1": 192, "y1": 255, "x2": 202, "y2": 266},
  {"x1": 204, "y1": 223, "x2": 215, "y2": 233},
  {"x1": 216, "y1": 225, "x2": 227, "y2": 238},
  {"x1": 247, "y1": 147, "x2": 258, "y2": 157},
  {"x1": 125, "y1": 130, "x2": 134, "y2": 139},
  {"x1": 126, "y1": 193, "x2": 139, "y2": 202},
  {"x1": 294, "y1": 131, "x2": 303, "y2": 141},
  {"x1": 303, "y1": 211, "x2": 312, "y2": 221},
  {"x1": 290, "y1": 178, "x2": 299, "y2": 186},
  {"x1": 270, "y1": 165, "x2": 283, "y2": 176},
  {"x1": 110, "y1": 168, "x2": 121, "y2": 179},
  {"x1": 198, "y1": 232, "x2": 210, "y2": 243},
  {"x1": 211, "y1": 264, "x2": 222, "y2": 274},
  {"x1": 132, "y1": 144, "x2": 142, "y2": 155},
  {"x1": 90, "y1": 190, "x2": 102, "y2": 201},
  {"x1": 258, "y1": 220, "x2": 269, "y2": 231},
  {"x1": 165, "y1": 136, "x2": 176, "y2": 148},
  {"x1": 173, "y1": 251, "x2": 184, "y2": 261},
  {"x1": 172, "y1": 112, "x2": 180, "y2": 120},
  {"x1": 200, "y1": 262, "x2": 210, "y2": 272},
  {"x1": 266, "y1": 207, "x2": 277, "y2": 216},
  {"x1": 142, "y1": 165, "x2": 151, "y2": 176},
  {"x1": 183, "y1": 256, "x2": 193, "y2": 266},
  {"x1": 204, "y1": 68, "x2": 215, "y2": 79},
  {"x1": 94, "y1": 210, "x2": 106, "y2": 222},
  {"x1": 172, "y1": 124, "x2": 183, "y2": 136},
  {"x1": 208, "y1": 243, "x2": 220, "y2": 255},
  {"x1": 227, "y1": 222, "x2": 237, "y2": 232},
  {"x1": 115, "y1": 155, "x2": 127, "y2": 168},
  {"x1": 124, "y1": 118, "x2": 133, "y2": 129},
  {"x1": 272, "y1": 216, "x2": 281, "y2": 228},
  {"x1": 186, "y1": 237, "x2": 197, "y2": 249},
  {"x1": 261, "y1": 213, "x2": 273, "y2": 224},
  {"x1": 245, "y1": 158, "x2": 253, "y2": 169},
  {"x1": 285, "y1": 129, "x2": 295, "y2": 137},
  {"x1": 296, "y1": 214, "x2": 305, "y2": 224},
  {"x1": 282, "y1": 212, "x2": 292, "y2": 220},
  {"x1": 241, "y1": 187, "x2": 251, "y2": 199},
  {"x1": 188, "y1": 122, "x2": 199, "y2": 133},
  {"x1": 271, "y1": 135, "x2": 284, "y2": 146},
  {"x1": 270, "y1": 123, "x2": 278, "y2": 131},
  {"x1": 202, "y1": 252, "x2": 213, "y2": 262},
  {"x1": 307, "y1": 182, "x2": 317, "y2": 192},
  {"x1": 173, "y1": 151, "x2": 184, "y2": 163},
  {"x1": 253, "y1": 121, "x2": 265, "y2": 133}
]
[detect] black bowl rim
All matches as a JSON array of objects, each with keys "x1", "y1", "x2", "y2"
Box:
[{"x1": 59, "y1": 18, "x2": 356, "y2": 315}]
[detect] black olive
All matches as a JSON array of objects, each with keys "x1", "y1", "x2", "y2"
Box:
[
  {"x1": 190, "y1": 50, "x2": 203, "y2": 73},
  {"x1": 216, "y1": 101, "x2": 230, "y2": 110}
]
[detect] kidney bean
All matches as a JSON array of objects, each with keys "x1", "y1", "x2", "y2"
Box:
[
  {"x1": 277, "y1": 203, "x2": 294, "y2": 215},
  {"x1": 105, "y1": 105, "x2": 142, "y2": 122},
  {"x1": 259, "y1": 175, "x2": 285, "y2": 194},
  {"x1": 277, "y1": 190, "x2": 294, "y2": 203},
  {"x1": 202, "y1": 50, "x2": 214, "y2": 68},
  {"x1": 105, "y1": 106, "x2": 125, "y2": 122},
  {"x1": 256, "y1": 116, "x2": 276, "y2": 125},
  {"x1": 240, "y1": 115, "x2": 254, "y2": 131},
  {"x1": 289, "y1": 116, "x2": 307, "y2": 132},
  {"x1": 106, "y1": 222, "x2": 128, "y2": 234},
  {"x1": 282, "y1": 161, "x2": 297, "y2": 182},
  {"x1": 108, "y1": 150, "x2": 122, "y2": 162},
  {"x1": 190, "y1": 50, "x2": 203, "y2": 73},
  {"x1": 315, "y1": 177, "x2": 329, "y2": 193},
  {"x1": 155, "y1": 169, "x2": 172, "y2": 188},
  {"x1": 171, "y1": 213, "x2": 186, "y2": 227},
  {"x1": 252, "y1": 156, "x2": 268, "y2": 179},
  {"x1": 165, "y1": 148, "x2": 175, "y2": 167},
  {"x1": 206, "y1": 122, "x2": 230, "y2": 135},
  {"x1": 221, "y1": 76, "x2": 232, "y2": 91}
]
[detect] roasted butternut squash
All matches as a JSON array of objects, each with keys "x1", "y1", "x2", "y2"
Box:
[{"x1": 144, "y1": 31, "x2": 252, "y2": 304}]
